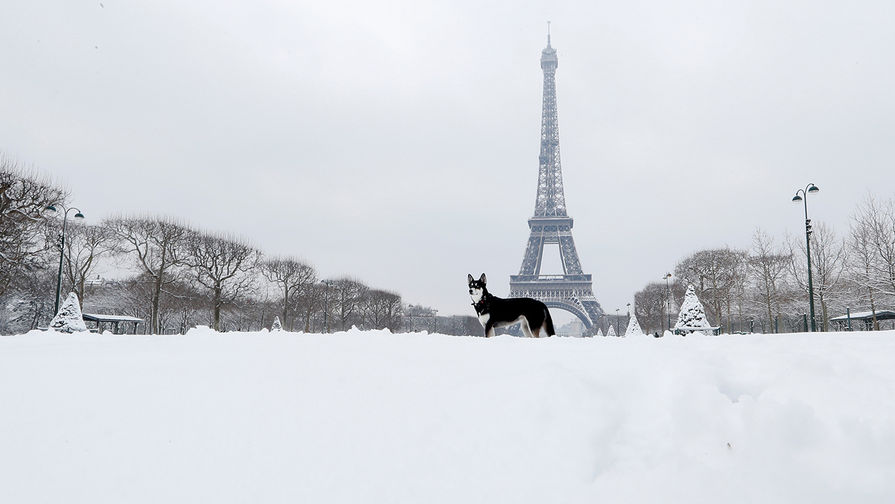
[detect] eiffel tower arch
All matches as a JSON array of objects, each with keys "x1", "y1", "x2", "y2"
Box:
[{"x1": 508, "y1": 30, "x2": 605, "y2": 333}]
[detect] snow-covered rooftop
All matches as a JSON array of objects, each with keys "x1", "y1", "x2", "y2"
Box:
[
  {"x1": 829, "y1": 310, "x2": 895, "y2": 321},
  {"x1": 82, "y1": 313, "x2": 144, "y2": 323}
]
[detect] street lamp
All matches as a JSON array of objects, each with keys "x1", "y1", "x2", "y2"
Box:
[
  {"x1": 614, "y1": 307, "x2": 620, "y2": 336},
  {"x1": 792, "y1": 183, "x2": 820, "y2": 332},
  {"x1": 44, "y1": 204, "x2": 85, "y2": 315},
  {"x1": 663, "y1": 272, "x2": 673, "y2": 331}
]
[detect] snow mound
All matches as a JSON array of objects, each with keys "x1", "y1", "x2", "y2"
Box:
[{"x1": 2, "y1": 329, "x2": 895, "y2": 503}]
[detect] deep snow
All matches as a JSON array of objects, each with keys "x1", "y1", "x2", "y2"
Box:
[{"x1": 2, "y1": 328, "x2": 895, "y2": 503}]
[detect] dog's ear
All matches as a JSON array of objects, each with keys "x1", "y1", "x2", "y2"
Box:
[
  {"x1": 479, "y1": 273, "x2": 487, "y2": 284},
  {"x1": 467, "y1": 273, "x2": 474, "y2": 283}
]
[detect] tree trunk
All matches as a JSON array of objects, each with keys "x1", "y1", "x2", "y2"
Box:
[
  {"x1": 726, "y1": 300, "x2": 732, "y2": 333},
  {"x1": 213, "y1": 284, "x2": 222, "y2": 331},
  {"x1": 152, "y1": 277, "x2": 162, "y2": 334},
  {"x1": 77, "y1": 278, "x2": 86, "y2": 309},
  {"x1": 282, "y1": 286, "x2": 290, "y2": 331},
  {"x1": 869, "y1": 287, "x2": 879, "y2": 331}
]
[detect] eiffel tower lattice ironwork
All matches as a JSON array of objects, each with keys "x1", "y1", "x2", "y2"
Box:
[{"x1": 509, "y1": 30, "x2": 605, "y2": 332}]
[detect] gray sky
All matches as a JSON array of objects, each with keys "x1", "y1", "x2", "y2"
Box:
[{"x1": 2, "y1": 0, "x2": 893, "y2": 319}]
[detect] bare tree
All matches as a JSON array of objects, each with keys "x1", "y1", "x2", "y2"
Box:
[
  {"x1": 0, "y1": 256, "x2": 56, "y2": 334},
  {"x1": 296, "y1": 282, "x2": 325, "y2": 333},
  {"x1": 329, "y1": 277, "x2": 368, "y2": 331},
  {"x1": 260, "y1": 257, "x2": 316, "y2": 331},
  {"x1": 725, "y1": 252, "x2": 750, "y2": 331},
  {"x1": 106, "y1": 217, "x2": 191, "y2": 334},
  {"x1": 633, "y1": 282, "x2": 667, "y2": 334},
  {"x1": 848, "y1": 199, "x2": 885, "y2": 329},
  {"x1": 318, "y1": 280, "x2": 338, "y2": 333},
  {"x1": 675, "y1": 248, "x2": 747, "y2": 329},
  {"x1": 161, "y1": 279, "x2": 207, "y2": 334},
  {"x1": 862, "y1": 197, "x2": 895, "y2": 298},
  {"x1": 0, "y1": 156, "x2": 65, "y2": 297},
  {"x1": 61, "y1": 222, "x2": 112, "y2": 306},
  {"x1": 788, "y1": 223, "x2": 848, "y2": 331},
  {"x1": 183, "y1": 232, "x2": 260, "y2": 331},
  {"x1": 748, "y1": 229, "x2": 791, "y2": 332},
  {"x1": 361, "y1": 289, "x2": 403, "y2": 331}
]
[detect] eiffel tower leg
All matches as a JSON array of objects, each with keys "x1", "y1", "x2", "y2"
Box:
[{"x1": 520, "y1": 235, "x2": 544, "y2": 276}]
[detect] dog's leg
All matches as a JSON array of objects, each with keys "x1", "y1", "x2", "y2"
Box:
[{"x1": 521, "y1": 318, "x2": 534, "y2": 338}]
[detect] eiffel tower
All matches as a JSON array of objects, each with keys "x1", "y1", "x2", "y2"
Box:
[{"x1": 508, "y1": 29, "x2": 605, "y2": 332}]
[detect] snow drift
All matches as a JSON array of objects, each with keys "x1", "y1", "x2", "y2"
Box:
[{"x1": 2, "y1": 328, "x2": 894, "y2": 503}]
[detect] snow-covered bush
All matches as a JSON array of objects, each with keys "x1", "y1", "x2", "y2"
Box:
[
  {"x1": 625, "y1": 312, "x2": 645, "y2": 337},
  {"x1": 674, "y1": 285, "x2": 714, "y2": 335},
  {"x1": 49, "y1": 292, "x2": 87, "y2": 333}
]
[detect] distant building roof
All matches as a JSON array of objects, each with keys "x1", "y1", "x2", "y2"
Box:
[{"x1": 82, "y1": 313, "x2": 144, "y2": 323}]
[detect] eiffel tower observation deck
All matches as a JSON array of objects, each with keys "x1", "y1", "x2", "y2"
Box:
[{"x1": 509, "y1": 29, "x2": 605, "y2": 332}]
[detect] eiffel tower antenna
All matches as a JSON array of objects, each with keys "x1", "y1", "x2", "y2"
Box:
[{"x1": 509, "y1": 30, "x2": 605, "y2": 334}]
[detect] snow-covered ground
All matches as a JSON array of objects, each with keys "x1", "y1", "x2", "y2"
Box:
[{"x1": 2, "y1": 328, "x2": 895, "y2": 503}]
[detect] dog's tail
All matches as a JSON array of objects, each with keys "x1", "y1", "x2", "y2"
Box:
[{"x1": 543, "y1": 307, "x2": 556, "y2": 337}]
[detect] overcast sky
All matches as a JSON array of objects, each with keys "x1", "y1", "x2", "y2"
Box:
[{"x1": 2, "y1": 0, "x2": 893, "y2": 319}]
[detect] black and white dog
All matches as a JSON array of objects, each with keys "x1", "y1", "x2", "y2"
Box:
[{"x1": 468, "y1": 273, "x2": 555, "y2": 338}]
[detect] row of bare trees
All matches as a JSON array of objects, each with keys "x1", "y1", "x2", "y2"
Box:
[
  {"x1": 0, "y1": 157, "x2": 415, "y2": 335},
  {"x1": 2, "y1": 215, "x2": 408, "y2": 334},
  {"x1": 634, "y1": 195, "x2": 895, "y2": 334}
]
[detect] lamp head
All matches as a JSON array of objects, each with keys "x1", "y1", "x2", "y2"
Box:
[
  {"x1": 74, "y1": 212, "x2": 85, "y2": 219},
  {"x1": 44, "y1": 205, "x2": 57, "y2": 215},
  {"x1": 808, "y1": 184, "x2": 819, "y2": 194},
  {"x1": 792, "y1": 194, "x2": 803, "y2": 203}
]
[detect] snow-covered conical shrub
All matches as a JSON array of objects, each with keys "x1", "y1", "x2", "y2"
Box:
[
  {"x1": 606, "y1": 324, "x2": 617, "y2": 337},
  {"x1": 625, "y1": 311, "x2": 645, "y2": 337},
  {"x1": 595, "y1": 327, "x2": 604, "y2": 337},
  {"x1": 271, "y1": 316, "x2": 283, "y2": 332},
  {"x1": 49, "y1": 292, "x2": 88, "y2": 333},
  {"x1": 674, "y1": 285, "x2": 713, "y2": 335}
]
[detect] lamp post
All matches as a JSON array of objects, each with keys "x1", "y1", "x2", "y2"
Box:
[
  {"x1": 663, "y1": 272, "x2": 673, "y2": 331},
  {"x1": 44, "y1": 204, "x2": 84, "y2": 315},
  {"x1": 792, "y1": 183, "x2": 820, "y2": 332},
  {"x1": 614, "y1": 307, "x2": 620, "y2": 336}
]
